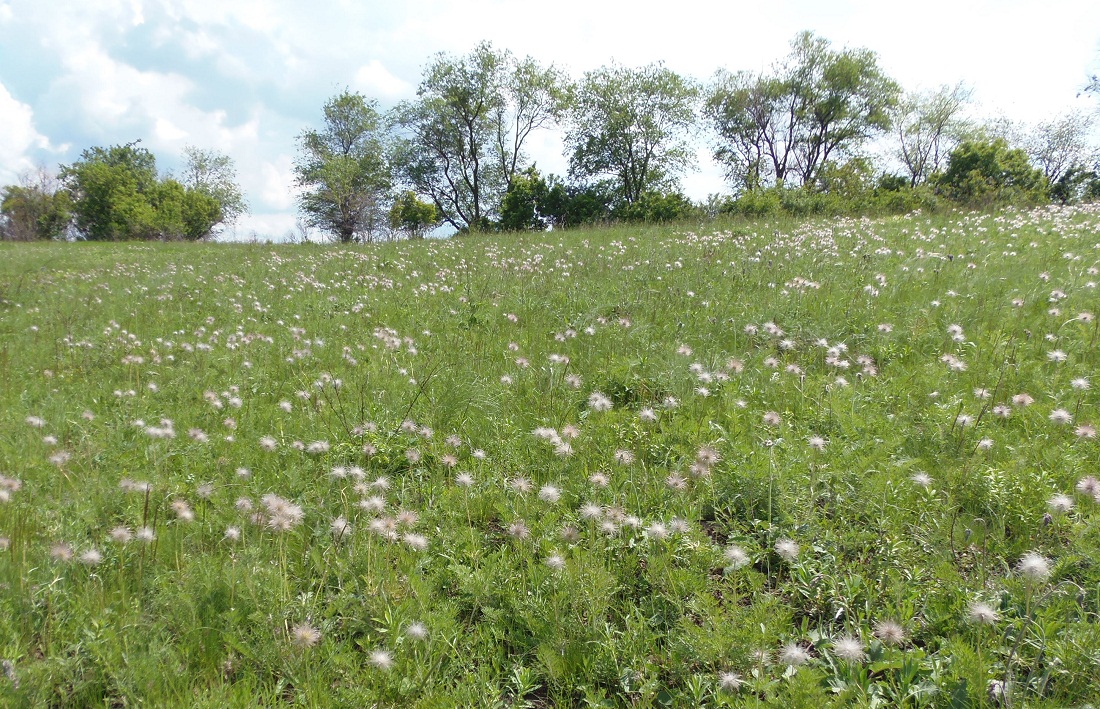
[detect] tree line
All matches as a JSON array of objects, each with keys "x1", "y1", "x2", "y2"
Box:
[{"x1": 3, "y1": 32, "x2": 1099, "y2": 242}]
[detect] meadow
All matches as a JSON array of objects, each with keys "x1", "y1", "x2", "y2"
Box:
[{"x1": 2, "y1": 205, "x2": 1100, "y2": 707}]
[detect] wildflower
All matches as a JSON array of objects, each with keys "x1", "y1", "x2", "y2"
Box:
[
  {"x1": 1076, "y1": 476, "x2": 1100, "y2": 496},
  {"x1": 404, "y1": 622, "x2": 428, "y2": 641},
  {"x1": 696, "y1": 446, "x2": 720, "y2": 467},
  {"x1": 1076, "y1": 424, "x2": 1097, "y2": 439},
  {"x1": 954, "y1": 414, "x2": 974, "y2": 427},
  {"x1": 992, "y1": 405, "x2": 1012, "y2": 418},
  {"x1": 1048, "y1": 494, "x2": 1074, "y2": 513},
  {"x1": 1071, "y1": 377, "x2": 1090, "y2": 390},
  {"x1": 717, "y1": 671, "x2": 742, "y2": 692},
  {"x1": 290, "y1": 622, "x2": 321, "y2": 648},
  {"x1": 1017, "y1": 552, "x2": 1051, "y2": 581},
  {"x1": 538, "y1": 485, "x2": 561, "y2": 503},
  {"x1": 723, "y1": 545, "x2": 749, "y2": 570},
  {"x1": 259, "y1": 436, "x2": 277, "y2": 452},
  {"x1": 588, "y1": 393, "x2": 613, "y2": 411},
  {"x1": 1049, "y1": 409, "x2": 1073, "y2": 425},
  {"x1": 666, "y1": 473, "x2": 687, "y2": 490},
  {"x1": 507, "y1": 520, "x2": 529, "y2": 539},
  {"x1": 79, "y1": 548, "x2": 103, "y2": 565},
  {"x1": 510, "y1": 477, "x2": 533, "y2": 494},
  {"x1": 646, "y1": 522, "x2": 669, "y2": 540},
  {"x1": 405, "y1": 448, "x2": 421, "y2": 464},
  {"x1": 775, "y1": 539, "x2": 799, "y2": 562},
  {"x1": 109, "y1": 526, "x2": 133, "y2": 544},
  {"x1": 589, "y1": 472, "x2": 609, "y2": 487},
  {"x1": 224, "y1": 526, "x2": 241, "y2": 541},
  {"x1": 403, "y1": 533, "x2": 428, "y2": 550},
  {"x1": 455, "y1": 473, "x2": 474, "y2": 487},
  {"x1": 762, "y1": 411, "x2": 782, "y2": 426},
  {"x1": 171, "y1": 499, "x2": 194, "y2": 522},
  {"x1": 559, "y1": 526, "x2": 580, "y2": 543},
  {"x1": 807, "y1": 436, "x2": 827, "y2": 451},
  {"x1": 545, "y1": 554, "x2": 565, "y2": 571},
  {"x1": 967, "y1": 601, "x2": 999, "y2": 625},
  {"x1": 25, "y1": 416, "x2": 46, "y2": 428},
  {"x1": 1047, "y1": 350, "x2": 1067, "y2": 363},
  {"x1": 977, "y1": 438, "x2": 995, "y2": 450},
  {"x1": 638, "y1": 408, "x2": 658, "y2": 423},
  {"x1": 50, "y1": 543, "x2": 73, "y2": 562},
  {"x1": 832, "y1": 636, "x2": 866, "y2": 663},
  {"x1": 779, "y1": 643, "x2": 810, "y2": 666},
  {"x1": 1011, "y1": 393, "x2": 1034, "y2": 407},
  {"x1": 579, "y1": 503, "x2": 602, "y2": 520},
  {"x1": 614, "y1": 449, "x2": 635, "y2": 465},
  {"x1": 330, "y1": 517, "x2": 352, "y2": 540},
  {"x1": 136, "y1": 527, "x2": 155, "y2": 542},
  {"x1": 873, "y1": 620, "x2": 906, "y2": 646},
  {"x1": 911, "y1": 472, "x2": 932, "y2": 488}
]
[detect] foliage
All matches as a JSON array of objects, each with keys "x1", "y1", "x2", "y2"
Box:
[
  {"x1": 389, "y1": 190, "x2": 442, "y2": 238},
  {"x1": 180, "y1": 146, "x2": 248, "y2": 226},
  {"x1": 295, "y1": 90, "x2": 392, "y2": 243},
  {"x1": 935, "y1": 138, "x2": 1049, "y2": 207},
  {"x1": 60, "y1": 142, "x2": 222, "y2": 241},
  {"x1": 566, "y1": 62, "x2": 698, "y2": 204},
  {"x1": 891, "y1": 83, "x2": 972, "y2": 187},
  {"x1": 0, "y1": 168, "x2": 71, "y2": 241},
  {"x1": 705, "y1": 32, "x2": 900, "y2": 191},
  {"x1": 392, "y1": 42, "x2": 569, "y2": 233}
]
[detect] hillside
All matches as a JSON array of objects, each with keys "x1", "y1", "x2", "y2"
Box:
[{"x1": 2, "y1": 206, "x2": 1100, "y2": 706}]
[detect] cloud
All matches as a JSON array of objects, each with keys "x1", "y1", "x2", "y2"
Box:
[
  {"x1": 353, "y1": 60, "x2": 414, "y2": 102},
  {"x1": 0, "y1": 81, "x2": 53, "y2": 183}
]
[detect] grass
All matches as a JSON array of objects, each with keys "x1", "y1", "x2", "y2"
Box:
[{"x1": 1, "y1": 205, "x2": 1100, "y2": 706}]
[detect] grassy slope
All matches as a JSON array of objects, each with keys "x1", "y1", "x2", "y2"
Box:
[{"x1": 1, "y1": 207, "x2": 1100, "y2": 706}]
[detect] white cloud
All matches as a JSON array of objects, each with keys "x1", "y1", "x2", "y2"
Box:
[
  {"x1": 0, "y1": 82, "x2": 52, "y2": 183},
  {"x1": 259, "y1": 155, "x2": 297, "y2": 210},
  {"x1": 353, "y1": 60, "x2": 413, "y2": 102}
]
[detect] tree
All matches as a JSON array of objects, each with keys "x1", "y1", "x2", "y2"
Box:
[
  {"x1": 892, "y1": 83, "x2": 972, "y2": 186},
  {"x1": 392, "y1": 42, "x2": 569, "y2": 232},
  {"x1": 566, "y1": 62, "x2": 698, "y2": 205},
  {"x1": 60, "y1": 141, "x2": 221, "y2": 241},
  {"x1": 295, "y1": 90, "x2": 391, "y2": 244},
  {"x1": 181, "y1": 146, "x2": 247, "y2": 225},
  {"x1": 389, "y1": 190, "x2": 441, "y2": 239},
  {"x1": 1022, "y1": 110, "x2": 1096, "y2": 186},
  {"x1": 936, "y1": 138, "x2": 1047, "y2": 207},
  {"x1": 0, "y1": 167, "x2": 71, "y2": 241},
  {"x1": 705, "y1": 32, "x2": 899, "y2": 190}
]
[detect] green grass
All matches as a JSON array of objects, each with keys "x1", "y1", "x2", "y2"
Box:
[{"x1": 2, "y1": 206, "x2": 1100, "y2": 706}]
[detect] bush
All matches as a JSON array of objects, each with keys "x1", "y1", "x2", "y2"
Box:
[{"x1": 935, "y1": 138, "x2": 1048, "y2": 208}]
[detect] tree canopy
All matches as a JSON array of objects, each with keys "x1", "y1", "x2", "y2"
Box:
[
  {"x1": 294, "y1": 91, "x2": 392, "y2": 243},
  {"x1": 566, "y1": 62, "x2": 698, "y2": 204}
]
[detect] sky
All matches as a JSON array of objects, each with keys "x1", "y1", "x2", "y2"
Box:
[{"x1": 1, "y1": 0, "x2": 1099, "y2": 240}]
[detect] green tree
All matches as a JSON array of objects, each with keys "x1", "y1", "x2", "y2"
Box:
[
  {"x1": 389, "y1": 190, "x2": 442, "y2": 239},
  {"x1": 61, "y1": 141, "x2": 221, "y2": 241},
  {"x1": 566, "y1": 62, "x2": 697, "y2": 205},
  {"x1": 892, "y1": 83, "x2": 972, "y2": 187},
  {"x1": 936, "y1": 138, "x2": 1048, "y2": 207},
  {"x1": 499, "y1": 166, "x2": 550, "y2": 231},
  {"x1": 392, "y1": 42, "x2": 569, "y2": 232},
  {"x1": 705, "y1": 32, "x2": 899, "y2": 190},
  {"x1": 180, "y1": 146, "x2": 247, "y2": 225},
  {"x1": 295, "y1": 90, "x2": 391, "y2": 243},
  {"x1": 0, "y1": 168, "x2": 71, "y2": 241}
]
